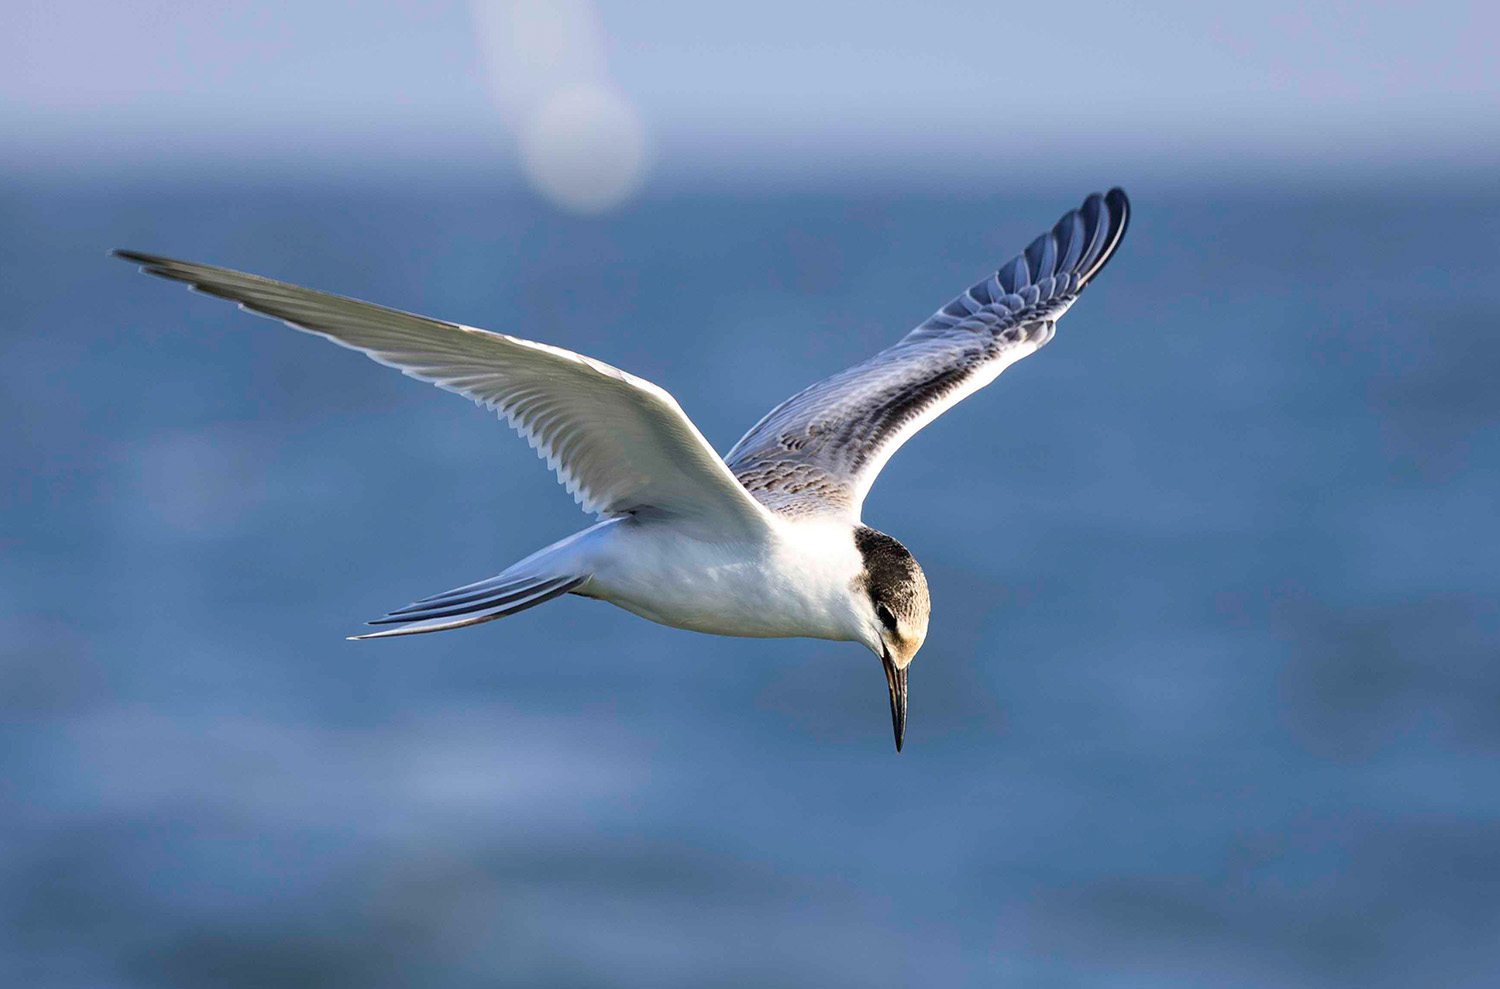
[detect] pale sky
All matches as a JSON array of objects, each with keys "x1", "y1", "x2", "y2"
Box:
[{"x1": 5, "y1": 0, "x2": 1497, "y2": 186}]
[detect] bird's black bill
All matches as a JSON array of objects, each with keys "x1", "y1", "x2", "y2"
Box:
[{"x1": 882, "y1": 653, "x2": 908, "y2": 752}]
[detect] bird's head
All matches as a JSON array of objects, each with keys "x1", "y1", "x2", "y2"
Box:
[{"x1": 852, "y1": 527, "x2": 930, "y2": 752}]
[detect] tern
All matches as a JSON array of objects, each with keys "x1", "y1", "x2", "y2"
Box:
[{"x1": 115, "y1": 188, "x2": 1129, "y2": 750}]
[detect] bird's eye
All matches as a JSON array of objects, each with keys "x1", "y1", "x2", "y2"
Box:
[{"x1": 876, "y1": 604, "x2": 898, "y2": 632}]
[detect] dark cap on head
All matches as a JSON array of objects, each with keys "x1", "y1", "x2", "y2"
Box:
[
  {"x1": 854, "y1": 527, "x2": 930, "y2": 637},
  {"x1": 853, "y1": 527, "x2": 930, "y2": 752}
]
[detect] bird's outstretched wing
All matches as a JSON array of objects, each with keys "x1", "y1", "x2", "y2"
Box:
[
  {"x1": 114, "y1": 251, "x2": 776, "y2": 539},
  {"x1": 724, "y1": 189, "x2": 1130, "y2": 520}
]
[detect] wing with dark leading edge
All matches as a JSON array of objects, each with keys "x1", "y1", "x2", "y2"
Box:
[
  {"x1": 724, "y1": 188, "x2": 1130, "y2": 520},
  {"x1": 112, "y1": 251, "x2": 777, "y2": 539}
]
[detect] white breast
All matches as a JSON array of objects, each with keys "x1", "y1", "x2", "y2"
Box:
[{"x1": 576, "y1": 517, "x2": 866, "y2": 642}]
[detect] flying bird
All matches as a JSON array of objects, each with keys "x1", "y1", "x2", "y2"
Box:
[{"x1": 115, "y1": 188, "x2": 1130, "y2": 751}]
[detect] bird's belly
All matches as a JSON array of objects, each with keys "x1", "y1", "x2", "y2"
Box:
[{"x1": 580, "y1": 524, "x2": 855, "y2": 641}]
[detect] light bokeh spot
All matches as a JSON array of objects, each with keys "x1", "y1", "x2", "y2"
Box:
[
  {"x1": 518, "y1": 83, "x2": 648, "y2": 214},
  {"x1": 471, "y1": 0, "x2": 649, "y2": 214}
]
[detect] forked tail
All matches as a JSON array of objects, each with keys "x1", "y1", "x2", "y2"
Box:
[
  {"x1": 350, "y1": 572, "x2": 588, "y2": 640},
  {"x1": 351, "y1": 520, "x2": 611, "y2": 640}
]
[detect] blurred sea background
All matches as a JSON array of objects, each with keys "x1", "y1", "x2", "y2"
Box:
[{"x1": 4, "y1": 2, "x2": 1499, "y2": 987}]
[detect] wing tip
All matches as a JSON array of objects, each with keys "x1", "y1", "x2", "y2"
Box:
[
  {"x1": 1104, "y1": 186, "x2": 1130, "y2": 238},
  {"x1": 1075, "y1": 186, "x2": 1131, "y2": 288},
  {"x1": 112, "y1": 249, "x2": 203, "y2": 288},
  {"x1": 112, "y1": 248, "x2": 162, "y2": 268}
]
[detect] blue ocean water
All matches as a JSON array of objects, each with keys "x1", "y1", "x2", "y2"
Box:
[{"x1": 2, "y1": 176, "x2": 1499, "y2": 987}]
